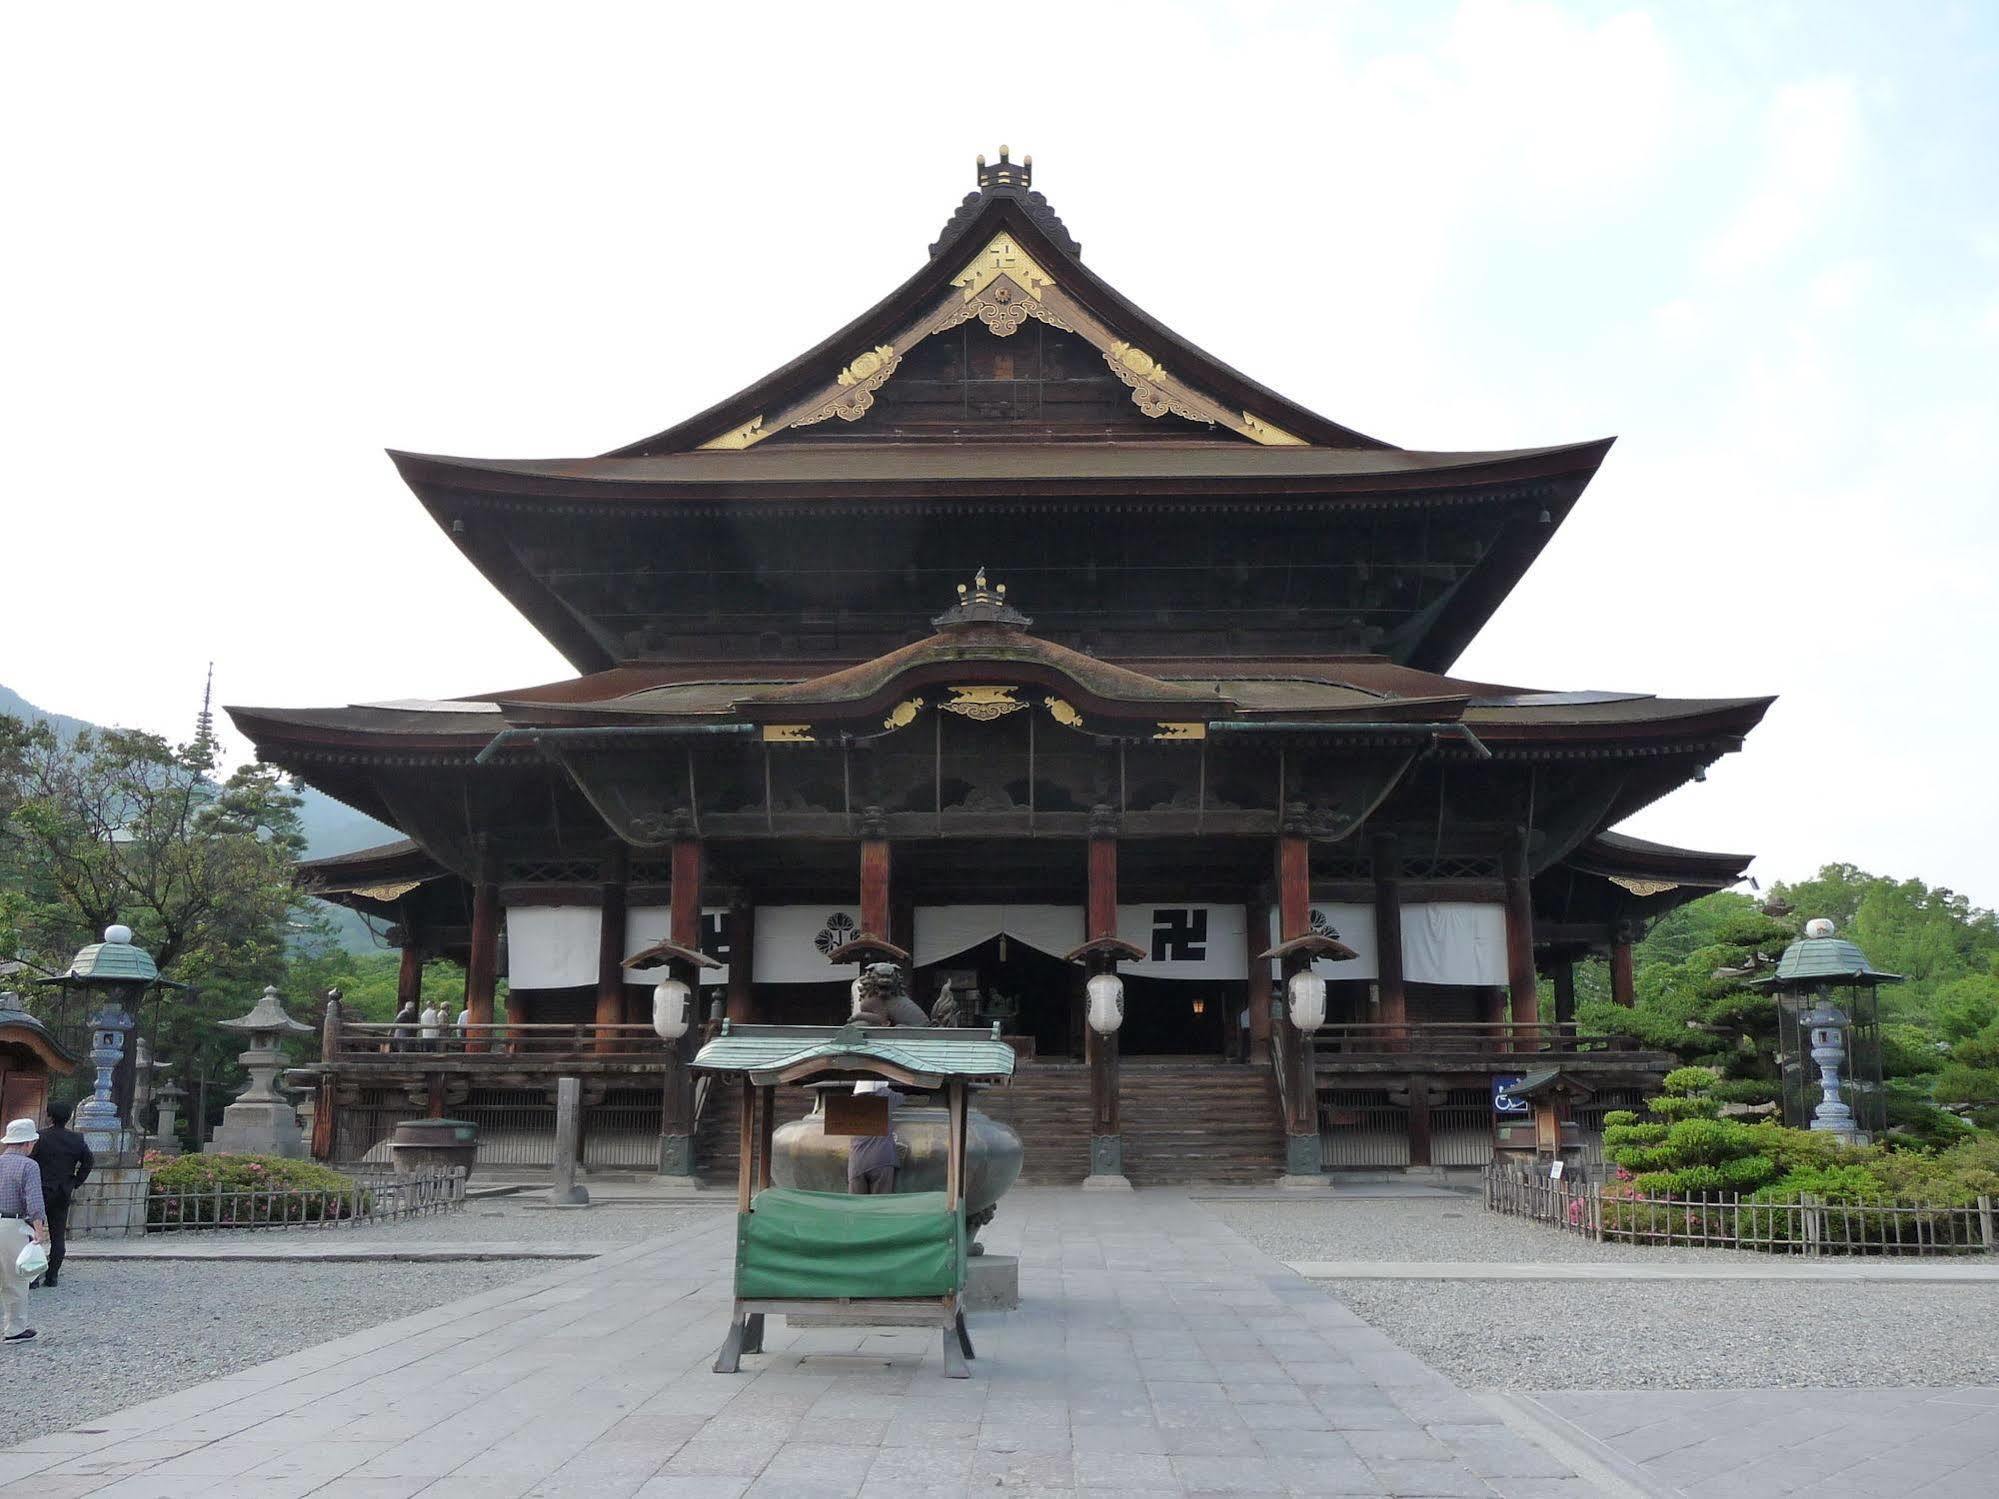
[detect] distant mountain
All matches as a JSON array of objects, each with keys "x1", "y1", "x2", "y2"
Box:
[{"x1": 2, "y1": 684, "x2": 400, "y2": 951}]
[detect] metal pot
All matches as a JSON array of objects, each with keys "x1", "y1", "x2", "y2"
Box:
[{"x1": 771, "y1": 1095, "x2": 1023, "y2": 1237}]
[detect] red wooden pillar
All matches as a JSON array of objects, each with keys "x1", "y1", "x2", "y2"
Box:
[
  {"x1": 1276, "y1": 829, "x2": 1319, "y2": 1169},
  {"x1": 659, "y1": 837, "x2": 703, "y2": 1178},
  {"x1": 1371, "y1": 833, "x2": 1407, "y2": 1047},
  {"x1": 1245, "y1": 900, "x2": 1273, "y2": 1065},
  {"x1": 464, "y1": 876, "x2": 499, "y2": 1054},
  {"x1": 1503, "y1": 832, "x2": 1539, "y2": 1038},
  {"x1": 1610, "y1": 938, "x2": 1636, "y2": 1008},
  {"x1": 860, "y1": 833, "x2": 891, "y2": 943},
  {"x1": 725, "y1": 903, "x2": 755, "y2": 1023},
  {"x1": 395, "y1": 943, "x2": 423, "y2": 1013},
  {"x1": 594, "y1": 847, "x2": 628, "y2": 1055},
  {"x1": 1085, "y1": 819, "x2": 1123, "y2": 1181}
]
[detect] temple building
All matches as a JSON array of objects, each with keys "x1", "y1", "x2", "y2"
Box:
[{"x1": 242, "y1": 151, "x2": 1768, "y2": 1182}]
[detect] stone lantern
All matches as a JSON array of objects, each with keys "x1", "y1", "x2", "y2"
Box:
[
  {"x1": 43, "y1": 925, "x2": 161, "y2": 1162},
  {"x1": 205, "y1": 986, "x2": 314, "y2": 1158},
  {"x1": 1756, "y1": 917, "x2": 1899, "y2": 1143}
]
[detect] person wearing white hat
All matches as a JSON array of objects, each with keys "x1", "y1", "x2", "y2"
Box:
[{"x1": 0, "y1": 1118, "x2": 51, "y2": 1344}]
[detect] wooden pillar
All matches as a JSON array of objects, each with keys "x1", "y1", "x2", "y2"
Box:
[
  {"x1": 860, "y1": 833, "x2": 891, "y2": 942},
  {"x1": 659, "y1": 837, "x2": 703, "y2": 1178},
  {"x1": 1245, "y1": 900, "x2": 1273, "y2": 1065},
  {"x1": 395, "y1": 942, "x2": 423, "y2": 1012},
  {"x1": 594, "y1": 847, "x2": 628, "y2": 1055},
  {"x1": 464, "y1": 876, "x2": 499, "y2": 1053},
  {"x1": 1085, "y1": 816, "x2": 1124, "y2": 1183},
  {"x1": 725, "y1": 903, "x2": 756, "y2": 1023},
  {"x1": 1406, "y1": 1076, "x2": 1432, "y2": 1168},
  {"x1": 1503, "y1": 832, "x2": 1538, "y2": 1035},
  {"x1": 1552, "y1": 954, "x2": 1577, "y2": 1032},
  {"x1": 1371, "y1": 834, "x2": 1407, "y2": 1046},
  {"x1": 1276, "y1": 828, "x2": 1320, "y2": 1174},
  {"x1": 1610, "y1": 938, "x2": 1636, "y2": 1008}
]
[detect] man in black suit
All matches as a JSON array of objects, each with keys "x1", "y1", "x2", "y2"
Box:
[{"x1": 30, "y1": 1101, "x2": 92, "y2": 1289}]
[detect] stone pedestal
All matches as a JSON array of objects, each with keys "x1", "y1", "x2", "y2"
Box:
[{"x1": 68, "y1": 1162, "x2": 151, "y2": 1239}]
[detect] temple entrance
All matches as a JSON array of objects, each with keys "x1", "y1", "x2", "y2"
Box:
[
  {"x1": 914, "y1": 936, "x2": 1077, "y2": 1059},
  {"x1": 1121, "y1": 973, "x2": 1243, "y2": 1058}
]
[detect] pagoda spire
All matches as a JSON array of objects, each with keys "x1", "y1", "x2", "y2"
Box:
[{"x1": 193, "y1": 662, "x2": 218, "y2": 759}]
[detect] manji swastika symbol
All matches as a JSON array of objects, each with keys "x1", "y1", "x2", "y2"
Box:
[{"x1": 1149, "y1": 908, "x2": 1209, "y2": 963}]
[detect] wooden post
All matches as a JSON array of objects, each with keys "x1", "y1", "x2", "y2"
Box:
[
  {"x1": 1084, "y1": 813, "x2": 1126, "y2": 1187},
  {"x1": 860, "y1": 832, "x2": 891, "y2": 942},
  {"x1": 1552, "y1": 954, "x2": 1577, "y2": 1033},
  {"x1": 551, "y1": 1076, "x2": 588, "y2": 1206},
  {"x1": 395, "y1": 942, "x2": 423, "y2": 1013},
  {"x1": 1245, "y1": 900, "x2": 1273, "y2": 1065},
  {"x1": 1406, "y1": 1076, "x2": 1432, "y2": 1168},
  {"x1": 737, "y1": 1076, "x2": 756, "y2": 1213},
  {"x1": 1277, "y1": 826, "x2": 1322, "y2": 1180},
  {"x1": 1610, "y1": 938, "x2": 1636, "y2": 1008},
  {"x1": 659, "y1": 837, "x2": 703, "y2": 1179},
  {"x1": 465, "y1": 877, "x2": 499, "y2": 1053},
  {"x1": 1371, "y1": 833, "x2": 1407, "y2": 1047},
  {"x1": 1503, "y1": 832, "x2": 1538, "y2": 1037},
  {"x1": 595, "y1": 847, "x2": 629, "y2": 1055},
  {"x1": 725, "y1": 903, "x2": 756, "y2": 1023}
]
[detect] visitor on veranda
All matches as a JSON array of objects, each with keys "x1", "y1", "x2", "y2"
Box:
[
  {"x1": 29, "y1": 1100, "x2": 91, "y2": 1289},
  {"x1": 419, "y1": 1001, "x2": 442, "y2": 1053},
  {"x1": 391, "y1": 999, "x2": 418, "y2": 1053},
  {"x1": 0, "y1": 1119, "x2": 51, "y2": 1344}
]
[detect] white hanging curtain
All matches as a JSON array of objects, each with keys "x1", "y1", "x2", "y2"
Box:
[
  {"x1": 623, "y1": 905, "x2": 731, "y2": 987},
  {"x1": 502, "y1": 906, "x2": 601, "y2": 990},
  {"x1": 1261, "y1": 902, "x2": 1504, "y2": 984},
  {"x1": 913, "y1": 905, "x2": 1084, "y2": 967},
  {"x1": 1115, "y1": 904, "x2": 1249, "y2": 980},
  {"x1": 1401, "y1": 902, "x2": 1508, "y2": 985},
  {"x1": 752, "y1": 904, "x2": 864, "y2": 984}
]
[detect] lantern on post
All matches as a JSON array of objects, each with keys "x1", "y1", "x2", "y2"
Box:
[
  {"x1": 39, "y1": 925, "x2": 176, "y2": 1164},
  {"x1": 653, "y1": 977, "x2": 694, "y2": 1041},
  {"x1": 1085, "y1": 970, "x2": 1125, "y2": 1036},
  {"x1": 1755, "y1": 917, "x2": 1898, "y2": 1142}
]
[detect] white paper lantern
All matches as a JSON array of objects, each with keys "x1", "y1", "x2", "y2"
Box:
[
  {"x1": 1287, "y1": 969, "x2": 1327, "y2": 1033},
  {"x1": 1085, "y1": 971, "x2": 1125, "y2": 1035},
  {"x1": 652, "y1": 977, "x2": 693, "y2": 1041}
]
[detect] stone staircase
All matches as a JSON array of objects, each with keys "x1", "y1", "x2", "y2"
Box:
[{"x1": 696, "y1": 1058, "x2": 1288, "y2": 1188}]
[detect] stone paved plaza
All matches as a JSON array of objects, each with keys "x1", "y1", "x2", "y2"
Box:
[
  {"x1": 4, "y1": 1190, "x2": 1590, "y2": 1498},
  {"x1": 9, "y1": 1189, "x2": 1999, "y2": 1498}
]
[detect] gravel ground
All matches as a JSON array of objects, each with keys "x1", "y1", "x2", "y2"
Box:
[
  {"x1": 1207, "y1": 1192, "x2": 1747, "y2": 1264},
  {"x1": 1323, "y1": 1279, "x2": 1999, "y2": 1389},
  {"x1": 0, "y1": 1259, "x2": 552, "y2": 1447}
]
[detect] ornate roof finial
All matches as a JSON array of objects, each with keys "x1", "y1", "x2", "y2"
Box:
[
  {"x1": 977, "y1": 145, "x2": 1031, "y2": 192},
  {"x1": 934, "y1": 567, "x2": 1031, "y2": 632}
]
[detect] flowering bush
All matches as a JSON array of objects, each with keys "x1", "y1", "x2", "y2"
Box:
[{"x1": 146, "y1": 1153, "x2": 364, "y2": 1227}]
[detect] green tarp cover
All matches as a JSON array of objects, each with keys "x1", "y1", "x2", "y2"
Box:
[{"x1": 735, "y1": 1187, "x2": 965, "y2": 1301}]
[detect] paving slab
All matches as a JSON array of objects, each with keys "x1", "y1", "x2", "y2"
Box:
[
  {"x1": 1286, "y1": 1260, "x2": 1999, "y2": 1282},
  {"x1": 6, "y1": 1188, "x2": 1600, "y2": 1498},
  {"x1": 66, "y1": 1241, "x2": 612, "y2": 1262}
]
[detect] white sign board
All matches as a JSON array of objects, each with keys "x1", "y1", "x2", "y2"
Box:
[{"x1": 1115, "y1": 904, "x2": 1249, "y2": 980}]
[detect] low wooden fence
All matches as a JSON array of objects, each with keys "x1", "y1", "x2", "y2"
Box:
[
  {"x1": 1484, "y1": 1163, "x2": 1997, "y2": 1256},
  {"x1": 145, "y1": 1165, "x2": 465, "y2": 1232}
]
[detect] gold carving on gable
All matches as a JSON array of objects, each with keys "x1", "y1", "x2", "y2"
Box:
[
  {"x1": 1154, "y1": 721, "x2": 1207, "y2": 742},
  {"x1": 1105, "y1": 342, "x2": 1203, "y2": 421},
  {"x1": 761, "y1": 724, "x2": 814, "y2": 744},
  {"x1": 1609, "y1": 876, "x2": 1680, "y2": 897},
  {"x1": 1044, "y1": 697, "x2": 1084, "y2": 729},
  {"x1": 1242, "y1": 411, "x2": 1307, "y2": 446},
  {"x1": 940, "y1": 685, "x2": 1025, "y2": 721},
  {"x1": 794, "y1": 345, "x2": 902, "y2": 427},
  {"x1": 699, "y1": 415, "x2": 768, "y2": 450},
  {"x1": 952, "y1": 233, "x2": 1054, "y2": 302},
  {"x1": 883, "y1": 698, "x2": 922, "y2": 731}
]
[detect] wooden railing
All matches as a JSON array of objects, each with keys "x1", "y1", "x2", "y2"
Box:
[
  {"x1": 1312, "y1": 1022, "x2": 1642, "y2": 1059},
  {"x1": 329, "y1": 1021, "x2": 669, "y2": 1061}
]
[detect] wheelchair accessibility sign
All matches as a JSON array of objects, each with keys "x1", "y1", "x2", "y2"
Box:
[{"x1": 1492, "y1": 1074, "x2": 1530, "y2": 1115}]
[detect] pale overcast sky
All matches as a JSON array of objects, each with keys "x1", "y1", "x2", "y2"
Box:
[{"x1": 5, "y1": 3, "x2": 1995, "y2": 905}]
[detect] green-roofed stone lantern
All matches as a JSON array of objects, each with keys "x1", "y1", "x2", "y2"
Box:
[
  {"x1": 52, "y1": 924, "x2": 160, "y2": 1159},
  {"x1": 1756, "y1": 917, "x2": 1899, "y2": 1142}
]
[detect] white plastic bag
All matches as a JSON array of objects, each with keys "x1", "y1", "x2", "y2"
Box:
[{"x1": 16, "y1": 1240, "x2": 48, "y2": 1280}]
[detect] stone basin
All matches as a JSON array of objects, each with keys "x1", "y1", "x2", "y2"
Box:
[
  {"x1": 771, "y1": 1095, "x2": 1023, "y2": 1240},
  {"x1": 387, "y1": 1117, "x2": 479, "y2": 1180}
]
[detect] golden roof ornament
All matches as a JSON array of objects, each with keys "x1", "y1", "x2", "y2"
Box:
[{"x1": 934, "y1": 567, "x2": 1031, "y2": 631}]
